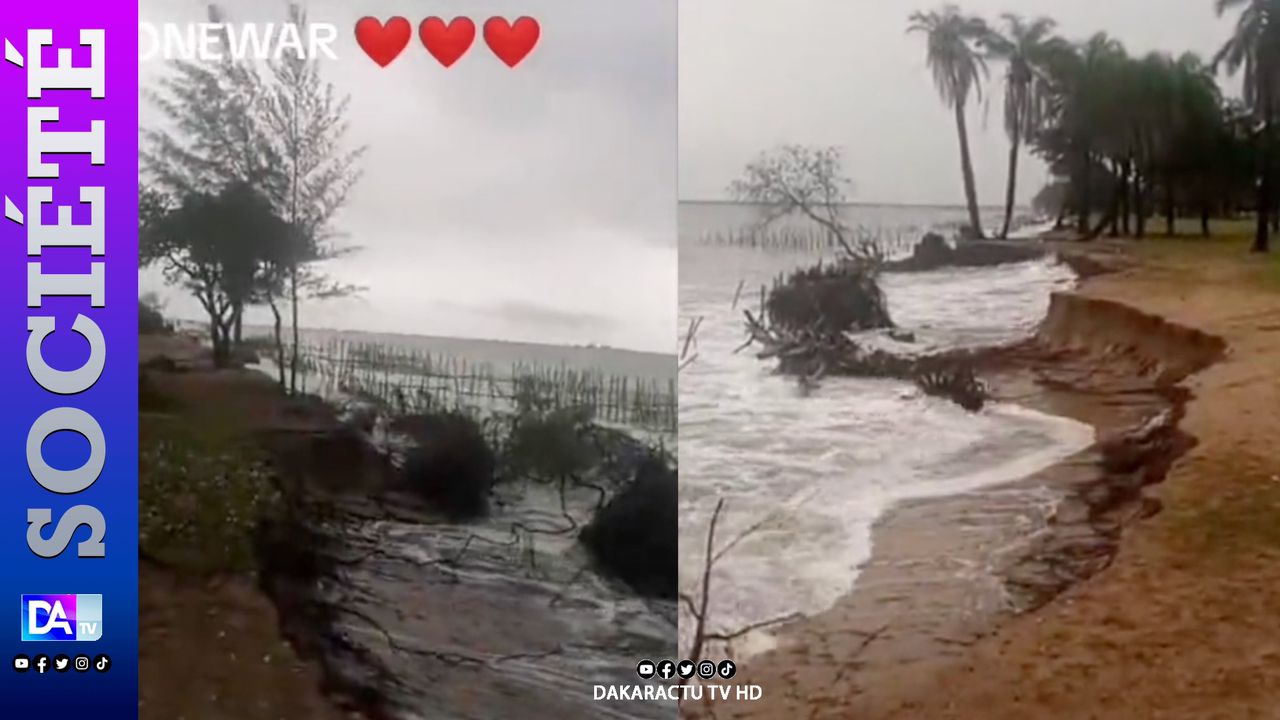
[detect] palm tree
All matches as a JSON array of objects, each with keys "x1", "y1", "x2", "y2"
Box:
[
  {"x1": 1163, "y1": 53, "x2": 1224, "y2": 235},
  {"x1": 1131, "y1": 53, "x2": 1179, "y2": 236},
  {"x1": 981, "y1": 15, "x2": 1057, "y2": 238},
  {"x1": 909, "y1": 6, "x2": 990, "y2": 239},
  {"x1": 1214, "y1": 0, "x2": 1280, "y2": 252},
  {"x1": 1038, "y1": 34, "x2": 1129, "y2": 235},
  {"x1": 1027, "y1": 24, "x2": 1250, "y2": 241}
]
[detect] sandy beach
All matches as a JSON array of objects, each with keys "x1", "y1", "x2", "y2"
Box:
[{"x1": 683, "y1": 232, "x2": 1280, "y2": 719}]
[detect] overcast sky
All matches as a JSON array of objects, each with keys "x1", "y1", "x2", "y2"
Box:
[
  {"x1": 140, "y1": 0, "x2": 676, "y2": 354},
  {"x1": 679, "y1": 0, "x2": 1241, "y2": 206}
]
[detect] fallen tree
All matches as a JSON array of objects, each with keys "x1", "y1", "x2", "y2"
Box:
[
  {"x1": 744, "y1": 305, "x2": 989, "y2": 411},
  {"x1": 765, "y1": 259, "x2": 893, "y2": 335},
  {"x1": 579, "y1": 450, "x2": 676, "y2": 599},
  {"x1": 729, "y1": 146, "x2": 989, "y2": 411},
  {"x1": 880, "y1": 232, "x2": 1048, "y2": 272}
]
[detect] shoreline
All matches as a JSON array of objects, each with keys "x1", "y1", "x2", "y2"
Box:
[
  {"x1": 684, "y1": 240, "x2": 1237, "y2": 719},
  {"x1": 862, "y1": 235, "x2": 1280, "y2": 718},
  {"x1": 139, "y1": 334, "x2": 679, "y2": 720},
  {"x1": 166, "y1": 318, "x2": 678, "y2": 363}
]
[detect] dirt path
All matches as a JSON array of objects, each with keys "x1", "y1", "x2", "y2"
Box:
[
  {"x1": 139, "y1": 335, "x2": 357, "y2": 720},
  {"x1": 861, "y1": 238, "x2": 1280, "y2": 719},
  {"x1": 139, "y1": 562, "x2": 358, "y2": 720}
]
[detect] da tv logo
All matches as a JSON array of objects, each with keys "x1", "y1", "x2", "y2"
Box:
[{"x1": 20, "y1": 595, "x2": 103, "y2": 642}]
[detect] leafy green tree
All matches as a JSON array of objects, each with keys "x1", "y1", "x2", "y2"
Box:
[
  {"x1": 980, "y1": 14, "x2": 1058, "y2": 238},
  {"x1": 142, "y1": 3, "x2": 364, "y2": 388},
  {"x1": 1051, "y1": 34, "x2": 1129, "y2": 235},
  {"x1": 909, "y1": 5, "x2": 991, "y2": 239},
  {"x1": 141, "y1": 7, "x2": 281, "y2": 351},
  {"x1": 1214, "y1": 0, "x2": 1280, "y2": 252},
  {"x1": 1163, "y1": 53, "x2": 1225, "y2": 236},
  {"x1": 258, "y1": 4, "x2": 366, "y2": 394},
  {"x1": 1016, "y1": 14, "x2": 1255, "y2": 243},
  {"x1": 141, "y1": 182, "x2": 292, "y2": 367}
]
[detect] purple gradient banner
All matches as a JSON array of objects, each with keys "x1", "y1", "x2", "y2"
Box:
[{"x1": 0, "y1": 2, "x2": 137, "y2": 717}]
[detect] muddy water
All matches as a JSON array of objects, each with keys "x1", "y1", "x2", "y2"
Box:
[
  {"x1": 291, "y1": 480, "x2": 677, "y2": 720},
  {"x1": 258, "y1": 393, "x2": 678, "y2": 718}
]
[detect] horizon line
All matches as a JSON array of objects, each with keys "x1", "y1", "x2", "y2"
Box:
[
  {"x1": 168, "y1": 317, "x2": 676, "y2": 360},
  {"x1": 678, "y1": 198, "x2": 1028, "y2": 211}
]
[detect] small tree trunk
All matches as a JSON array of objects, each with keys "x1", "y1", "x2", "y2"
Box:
[
  {"x1": 1119, "y1": 159, "x2": 1131, "y2": 236},
  {"x1": 1088, "y1": 184, "x2": 1122, "y2": 240},
  {"x1": 231, "y1": 301, "x2": 244, "y2": 347},
  {"x1": 209, "y1": 315, "x2": 231, "y2": 368},
  {"x1": 1165, "y1": 171, "x2": 1176, "y2": 236},
  {"x1": 1257, "y1": 85, "x2": 1273, "y2": 253},
  {"x1": 268, "y1": 296, "x2": 286, "y2": 390},
  {"x1": 1054, "y1": 198, "x2": 1068, "y2": 229},
  {"x1": 208, "y1": 315, "x2": 223, "y2": 366},
  {"x1": 999, "y1": 123, "x2": 1021, "y2": 239},
  {"x1": 289, "y1": 268, "x2": 301, "y2": 394},
  {"x1": 1076, "y1": 149, "x2": 1092, "y2": 235},
  {"x1": 1272, "y1": 154, "x2": 1280, "y2": 233},
  {"x1": 1107, "y1": 161, "x2": 1120, "y2": 237},
  {"x1": 220, "y1": 316, "x2": 237, "y2": 366},
  {"x1": 954, "y1": 101, "x2": 984, "y2": 239},
  {"x1": 1134, "y1": 172, "x2": 1147, "y2": 239}
]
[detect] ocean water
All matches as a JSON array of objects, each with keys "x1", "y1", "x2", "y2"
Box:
[
  {"x1": 223, "y1": 324, "x2": 678, "y2": 718},
  {"x1": 285, "y1": 327, "x2": 671, "y2": 381},
  {"x1": 677, "y1": 202, "x2": 1095, "y2": 655},
  {"x1": 168, "y1": 310, "x2": 679, "y2": 718},
  {"x1": 307, "y1": 481, "x2": 678, "y2": 720},
  {"x1": 227, "y1": 325, "x2": 675, "y2": 384}
]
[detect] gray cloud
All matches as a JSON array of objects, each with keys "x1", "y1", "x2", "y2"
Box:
[
  {"x1": 139, "y1": 0, "x2": 676, "y2": 353},
  {"x1": 679, "y1": 0, "x2": 1240, "y2": 207},
  {"x1": 487, "y1": 300, "x2": 612, "y2": 333}
]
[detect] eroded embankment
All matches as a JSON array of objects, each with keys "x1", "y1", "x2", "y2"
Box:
[
  {"x1": 862, "y1": 240, "x2": 1280, "y2": 720},
  {"x1": 1034, "y1": 290, "x2": 1226, "y2": 385},
  {"x1": 682, "y1": 281, "x2": 1230, "y2": 720},
  {"x1": 994, "y1": 290, "x2": 1227, "y2": 610}
]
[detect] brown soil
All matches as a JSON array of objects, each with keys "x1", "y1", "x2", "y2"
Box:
[
  {"x1": 139, "y1": 562, "x2": 357, "y2": 720},
  {"x1": 138, "y1": 334, "x2": 358, "y2": 720},
  {"x1": 864, "y1": 240, "x2": 1280, "y2": 720},
  {"x1": 684, "y1": 237, "x2": 1280, "y2": 719}
]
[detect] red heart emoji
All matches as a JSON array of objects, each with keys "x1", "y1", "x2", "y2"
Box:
[
  {"x1": 355, "y1": 16, "x2": 411, "y2": 68},
  {"x1": 483, "y1": 16, "x2": 540, "y2": 68},
  {"x1": 419, "y1": 17, "x2": 476, "y2": 68}
]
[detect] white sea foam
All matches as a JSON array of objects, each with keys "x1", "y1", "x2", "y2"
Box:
[{"x1": 678, "y1": 206, "x2": 1091, "y2": 658}]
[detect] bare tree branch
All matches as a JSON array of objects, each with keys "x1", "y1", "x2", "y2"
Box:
[{"x1": 679, "y1": 316, "x2": 704, "y2": 372}]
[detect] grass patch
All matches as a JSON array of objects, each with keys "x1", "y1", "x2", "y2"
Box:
[
  {"x1": 1258, "y1": 252, "x2": 1280, "y2": 292},
  {"x1": 139, "y1": 415, "x2": 281, "y2": 574},
  {"x1": 1110, "y1": 221, "x2": 1280, "y2": 294},
  {"x1": 1164, "y1": 475, "x2": 1280, "y2": 562},
  {"x1": 139, "y1": 371, "x2": 181, "y2": 413}
]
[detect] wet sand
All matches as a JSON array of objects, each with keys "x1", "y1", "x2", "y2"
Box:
[{"x1": 684, "y1": 236, "x2": 1280, "y2": 719}]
